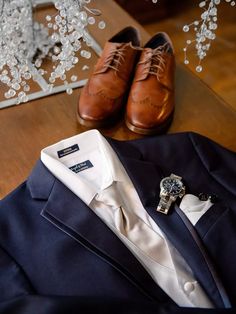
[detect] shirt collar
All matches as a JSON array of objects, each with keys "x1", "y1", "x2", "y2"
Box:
[{"x1": 41, "y1": 130, "x2": 129, "y2": 205}]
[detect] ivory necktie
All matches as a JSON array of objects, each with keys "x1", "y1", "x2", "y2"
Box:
[{"x1": 95, "y1": 183, "x2": 174, "y2": 269}]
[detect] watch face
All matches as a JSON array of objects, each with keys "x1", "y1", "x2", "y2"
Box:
[{"x1": 162, "y1": 178, "x2": 183, "y2": 195}]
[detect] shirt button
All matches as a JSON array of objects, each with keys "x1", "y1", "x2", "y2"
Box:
[{"x1": 184, "y1": 282, "x2": 195, "y2": 293}]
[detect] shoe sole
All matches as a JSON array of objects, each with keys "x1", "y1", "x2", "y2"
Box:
[
  {"x1": 125, "y1": 111, "x2": 174, "y2": 135},
  {"x1": 76, "y1": 106, "x2": 124, "y2": 129},
  {"x1": 77, "y1": 112, "x2": 109, "y2": 128}
]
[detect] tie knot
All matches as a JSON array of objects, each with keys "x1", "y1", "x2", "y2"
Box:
[{"x1": 96, "y1": 184, "x2": 121, "y2": 208}]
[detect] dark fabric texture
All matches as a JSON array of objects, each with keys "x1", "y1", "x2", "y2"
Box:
[{"x1": 0, "y1": 132, "x2": 236, "y2": 313}]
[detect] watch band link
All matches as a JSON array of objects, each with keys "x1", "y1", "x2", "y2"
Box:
[
  {"x1": 170, "y1": 174, "x2": 182, "y2": 180},
  {"x1": 157, "y1": 194, "x2": 175, "y2": 215}
]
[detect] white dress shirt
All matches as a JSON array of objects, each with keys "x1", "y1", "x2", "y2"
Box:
[{"x1": 41, "y1": 129, "x2": 213, "y2": 308}]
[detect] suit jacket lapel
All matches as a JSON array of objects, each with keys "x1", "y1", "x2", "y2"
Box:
[
  {"x1": 108, "y1": 138, "x2": 228, "y2": 308},
  {"x1": 29, "y1": 161, "x2": 170, "y2": 303}
]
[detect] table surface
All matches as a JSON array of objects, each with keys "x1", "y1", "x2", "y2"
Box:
[{"x1": 0, "y1": 0, "x2": 236, "y2": 198}]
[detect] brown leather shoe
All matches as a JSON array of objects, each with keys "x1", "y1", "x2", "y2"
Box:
[
  {"x1": 77, "y1": 26, "x2": 140, "y2": 128},
  {"x1": 125, "y1": 32, "x2": 175, "y2": 135}
]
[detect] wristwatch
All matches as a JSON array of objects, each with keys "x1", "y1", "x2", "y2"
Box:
[{"x1": 157, "y1": 174, "x2": 185, "y2": 214}]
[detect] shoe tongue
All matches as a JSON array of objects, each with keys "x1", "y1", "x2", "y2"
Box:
[
  {"x1": 105, "y1": 41, "x2": 122, "y2": 50},
  {"x1": 140, "y1": 48, "x2": 153, "y2": 63},
  {"x1": 136, "y1": 47, "x2": 170, "y2": 82},
  {"x1": 94, "y1": 42, "x2": 136, "y2": 79},
  {"x1": 96, "y1": 42, "x2": 130, "y2": 72},
  {"x1": 134, "y1": 48, "x2": 155, "y2": 81},
  {"x1": 94, "y1": 42, "x2": 121, "y2": 73}
]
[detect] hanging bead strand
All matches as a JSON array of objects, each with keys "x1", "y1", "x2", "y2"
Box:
[{"x1": 183, "y1": 0, "x2": 235, "y2": 72}]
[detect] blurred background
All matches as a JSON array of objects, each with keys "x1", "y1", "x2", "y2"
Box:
[{"x1": 115, "y1": 0, "x2": 236, "y2": 111}]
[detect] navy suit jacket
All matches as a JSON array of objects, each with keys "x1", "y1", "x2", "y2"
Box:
[{"x1": 0, "y1": 132, "x2": 236, "y2": 314}]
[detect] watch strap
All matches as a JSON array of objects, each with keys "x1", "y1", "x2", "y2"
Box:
[
  {"x1": 157, "y1": 194, "x2": 175, "y2": 215},
  {"x1": 170, "y1": 173, "x2": 182, "y2": 180}
]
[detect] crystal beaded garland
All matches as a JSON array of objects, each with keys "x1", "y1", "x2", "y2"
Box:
[
  {"x1": 0, "y1": 0, "x2": 52, "y2": 103},
  {"x1": 183, "y1": 0, "x2": 235, "y2": 72},
  {"x1": 46, "y1": 0, "x2": 104, "y2": 95},
  {"x1": 0, "y1": 0, "x2": 104, "y2": 102}
]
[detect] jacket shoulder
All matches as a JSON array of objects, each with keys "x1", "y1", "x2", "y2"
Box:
[{"x1": 0, "y1": 182, "x2": 28, "y2": 209}]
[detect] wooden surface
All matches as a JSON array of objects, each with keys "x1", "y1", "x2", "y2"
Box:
[
  {"x1": 0, "y1": 0, "x2": 236, "y2": 198},
  {"x1": 115, "y1": 0, "x2": 191, "y2": 24},
  {"x1": 145, "y1": 1, "x2": 236, "y2": 111}
]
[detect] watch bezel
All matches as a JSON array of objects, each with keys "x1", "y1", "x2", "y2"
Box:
[{"x1": 160, "y1": 176, "x2": 185, "y2": 196}]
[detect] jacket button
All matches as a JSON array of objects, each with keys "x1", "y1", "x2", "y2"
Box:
[{"x1": 184, "y1": 282, "x2": 195, "y2": 293}]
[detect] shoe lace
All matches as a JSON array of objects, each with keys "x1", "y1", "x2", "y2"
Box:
[
  {"x1": 104, "y1": 44, "x2": 130, "y2": 72},
  {"x1": 139, "y1": 42, "x2": 170, "y2": 80}
]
